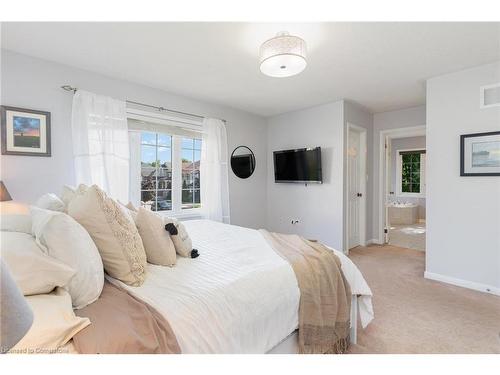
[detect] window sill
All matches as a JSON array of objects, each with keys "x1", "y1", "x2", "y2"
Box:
[
  {"x1": 396, "y1": 193, "x2": 426, "y2": 199},
  {"x1": 155, "y1": 210, "x2": 204, "y2": 221}
]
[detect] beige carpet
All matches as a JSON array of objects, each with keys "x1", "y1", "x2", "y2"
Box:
[{"x1": 347, "y1": 245, "x2": 500, "y2": 354}]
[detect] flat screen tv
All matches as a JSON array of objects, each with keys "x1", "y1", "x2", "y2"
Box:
[{"x1": 273, "y1": 147, "x2": 322, "y2": 183}]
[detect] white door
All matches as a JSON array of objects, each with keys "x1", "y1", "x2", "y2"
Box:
[{"x1": 348, "y1": 129, "x2": 361, "y2": 249}]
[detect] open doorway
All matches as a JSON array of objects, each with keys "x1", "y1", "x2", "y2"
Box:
[
  {"x1": 346, "y1": 123, "x2": 367, "y2": 251},
  {"x1": 380, "y1": 126, "x2": 426, "y2": 251}
]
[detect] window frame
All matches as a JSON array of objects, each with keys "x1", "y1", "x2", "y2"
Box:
[
  {"x1": 396, "y1": 148, "x2": 426, "y2": 198},
  {"x1": 140, "y1": 132, "x2": 203, "y2": 219}
]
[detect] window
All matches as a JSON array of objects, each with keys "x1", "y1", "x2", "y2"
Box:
[
  {"x1": 397, "y1": 150, "x2": 426, "y2": 197},
  {"x1": 140, "y1": 131, "x2": 202, "y2": 214},
  {"x1": 181, "y1": 138, "x2": 201, "y2": 209}
]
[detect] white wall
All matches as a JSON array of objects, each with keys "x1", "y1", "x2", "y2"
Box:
[
  {"x1": 426, "y1": 61, "x2": 500, "y2": 293},
  {"x1": 390, "y1": 136, "x2": 426, "y2": 219},
  {"x1": 266, "y1": 100, "x2": 345, "y2": 250},
  {"x1": 0, "y1": 50, "x2": 268, "y2": 229},
  {"x1": 372, "y1": 105, "x2": 426, "y2": 241}
]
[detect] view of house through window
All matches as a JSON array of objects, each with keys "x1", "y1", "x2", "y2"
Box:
[
  {"x1": 182, "y1": 138, "x2": 201, "y2": 209},
  {"x1": 140, "y1": 131, "x2": 201, "y2": 212}
]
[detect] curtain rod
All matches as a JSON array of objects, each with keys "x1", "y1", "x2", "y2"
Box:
[{"x1": 60, "y1": 85, "x2": 226, "y2": 123}]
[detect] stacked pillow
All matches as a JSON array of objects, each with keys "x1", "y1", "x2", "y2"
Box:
[
  {"x1": 135, "y1": 207, "x2": 177, "y2": 266},
  {"x1": 10, "y1": 288, "x2": 91, "y2": 353},
  {"x1": 67, "y1": 185, "x2": 147, "y2": 286},
  {"x1": 125, "y1": 202, "x2": 193, "y2": 259},
  {"x1": 0, "y1": 231, "x2": 76, "y2": 296},
  {"x1": 31, "y1": 206, "x2": 104, "y2": 309}
]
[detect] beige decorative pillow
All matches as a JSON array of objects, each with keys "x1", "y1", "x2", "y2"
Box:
[
  {"x1": 10, "y1": 288, "x2": 90, "y2": 354},
  {"x1": 163, "y1": 218, "x2": 193, "y2": 258},
  {"x1": 135, "y1": 207, "x2": 176, "y2": 266},
  {"x1": 67, "y1": 185, "x2": 147, "y2": 286}
]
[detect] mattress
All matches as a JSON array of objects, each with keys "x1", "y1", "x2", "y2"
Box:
[{"x1": 108, "y1": 220, "x2": 373, "y2": 353}]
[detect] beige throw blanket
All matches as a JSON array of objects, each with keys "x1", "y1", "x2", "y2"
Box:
[
  {"x1": 73, "y1": 281, "x2": 181, "y2": 354},
  {"x1": 259, "y1": 230, "x2": 351, "y2": 354}
]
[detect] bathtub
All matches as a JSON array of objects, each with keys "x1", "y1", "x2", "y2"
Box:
[{"x1": 387, "y1": 202, "x2": 418, "y2": 225}]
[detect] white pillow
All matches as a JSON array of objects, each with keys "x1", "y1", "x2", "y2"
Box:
[
  {"x1": 9, "y1": 288, "x2": 90, "y2": 354},
  {"x1": 163, "y1": 217, "x2": 193, "y2": 258},
  {"x1": 35, "y1": 193, "x2": 65, "y2": 212},
  {"x1": 60, "y1": 184, "x2": 89, "y2": 210},
  {"x1": 31, "y1": 206, "x2": 104, "y2": 309},
  {"x1": 60, "y1": 185, "x2": 77, "y2": 208},
  {"x1": 0, "y1": 202, "x2": 32, "y2": 233},
  {"x1": 0, "y1": 232, "x2": 75, "y2": 295}
]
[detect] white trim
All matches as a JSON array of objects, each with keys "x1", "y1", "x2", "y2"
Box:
[
  {"x1": 126, "y1": 107, "x2": 203, "y2": 130},
  {"x1": 345, "y1": 123, "x2": 367, "y2": 252},
  {"x1": 395, "y1": 148, "x2": 426, "y2": 198},
  {"x1": 366, "y1": 238, "x2": 383, "y2": 246},
  {"x1": 377, "y1": 125, "x2": 426, "y2": 244},
  {"x1": 424, "y1": 271, "x2": 500, "y2": 296},
  {"x1": 479, "y1": 82, "x2": 500, "y2": 109}
]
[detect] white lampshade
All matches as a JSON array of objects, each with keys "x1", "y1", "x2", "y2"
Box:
[
  {"x1": 260, "y1": 31, "x2": 307, "y2": 78},
  {"x1": 0, "y1": 260, "x2": 33, "y2": 353}
]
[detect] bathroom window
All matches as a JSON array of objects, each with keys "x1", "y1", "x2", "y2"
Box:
[{"x1": 397, "y1": 149, "x2": 426, "y2": 198}]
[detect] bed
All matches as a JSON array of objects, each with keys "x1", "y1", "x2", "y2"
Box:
[{"x1": 106, "y1": 219, "x2": 374, "y2": 354}]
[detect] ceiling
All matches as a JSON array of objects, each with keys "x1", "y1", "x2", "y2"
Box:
[{"x1": 1, "y1": 22, "x2": 499, "y2": 117}]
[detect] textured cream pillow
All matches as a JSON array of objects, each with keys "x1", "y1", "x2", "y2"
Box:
[
  {"x1": 67, "y1": 185, "x2": 147, "y2": 286},
  {"x1": 9, "y1": 288, "x2": 90, "y2": 354},
  {"x1": 164, "y1": 218, "x2": 193, "y2": 257},
  {"x1": 31, "y1": 207, "x2": 104, "y2": 309},
  {"x1": 35, "y1": 193, "x2": 65, "y2": 212},
  {"x1": 0, "y1": 232, "x2": 75, "y2": 295},
  {"x1": 136, "y1": 207, "x2": 176, "y2": 266}
]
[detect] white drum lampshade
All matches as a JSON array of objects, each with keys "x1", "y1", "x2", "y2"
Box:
[{"x1": 260, "y1": 31, "x2": 307, "y2": 78}]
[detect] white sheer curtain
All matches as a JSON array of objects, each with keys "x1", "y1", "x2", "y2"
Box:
[
  {"x1": 200, "y1": 118, "x2": 231, "y2": 223},
  {"x1": 128, "y1": 130, "x2": 142, "y2": 206},
  {"x1": 71, "y1": 90, "x2": 129, "y2": 202}
]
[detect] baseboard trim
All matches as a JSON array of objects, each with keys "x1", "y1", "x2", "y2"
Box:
[
  {"x1": 366, "y1": 238, "x2": 384, "y2": 246},
  {"x1": 424, "y1": 271, "x2": 500, "y2": 296}
]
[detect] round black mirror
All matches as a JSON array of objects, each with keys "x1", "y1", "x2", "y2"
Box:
[{"x1": 231, "y1": 146, "x2": 256, "y2": 179}]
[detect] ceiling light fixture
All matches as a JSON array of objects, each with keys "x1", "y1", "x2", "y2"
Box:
[{"x1": 260, "y1": 31, "x2": 307, "y2": 78}]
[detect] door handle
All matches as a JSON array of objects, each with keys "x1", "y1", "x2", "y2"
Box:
[{"x1": 357, "y1": 193, "x2": 363, "y2": 197}]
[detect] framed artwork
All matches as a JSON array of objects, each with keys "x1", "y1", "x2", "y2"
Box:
[
  {"x1": 460, "y1": 131, "x2": 500, "y2": 176},
  {"x1": 1, "y1": 106, "x2": 51, "y2": 157}
]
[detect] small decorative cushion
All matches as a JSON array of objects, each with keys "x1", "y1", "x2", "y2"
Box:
[
  {"x1": 35, "y1": 193, "x2": 65, "y2": 212},
  {"x1": 60, "y1": 184, "x2": 88, "y2": 210},
  {"x1": 67, "y1": 185, "x2": 147, "y2": 286},
  {"x1": 0, "y1": 202, "x2": 32, "y2": 233},
  {"x1": 10, "y1": 288, "x2": 90, "y2": 354},
  {"x1": 135, "y1": 207, "x2": 176, "y2": 266},
  {"x1": 163, "y1": 218, "x2": 193, "y2": 258},
  {"x1": 0, "y1": 232, "x2": 75, "y2": 295},
  {"x1": 31, "y1": 206, "x2": 104, "y2": 309},
  {"x1": 60, "y1": 185, "x2": 77, "y2": 208}
]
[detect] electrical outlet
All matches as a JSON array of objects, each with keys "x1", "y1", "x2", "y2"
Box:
[{"x1": 291, "y1": 219, "x2": 300, "y2": 225}]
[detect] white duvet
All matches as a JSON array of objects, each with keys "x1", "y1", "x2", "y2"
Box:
[{"x1": 108, "y1": 220, "x2": 373, "y2": 353}]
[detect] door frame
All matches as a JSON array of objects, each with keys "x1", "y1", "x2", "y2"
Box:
[
  {"x1": 377, "y1": 125, "x2": 426, "y2": 244},
  {"x1": 345, "y1": 123, "x2": 367, "y2": 252}
]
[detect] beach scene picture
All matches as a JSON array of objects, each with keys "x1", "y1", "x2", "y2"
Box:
[
  {"x1": 472, "y1": 140, "x2": 500, "y2": 167},
  {"x1": 13, "y1": 115, "x2": 41, "y2": 148}
]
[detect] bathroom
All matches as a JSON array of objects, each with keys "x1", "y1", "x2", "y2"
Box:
[{"x1": 386, "y1": 135, "x2": 426, "y2": 251}]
